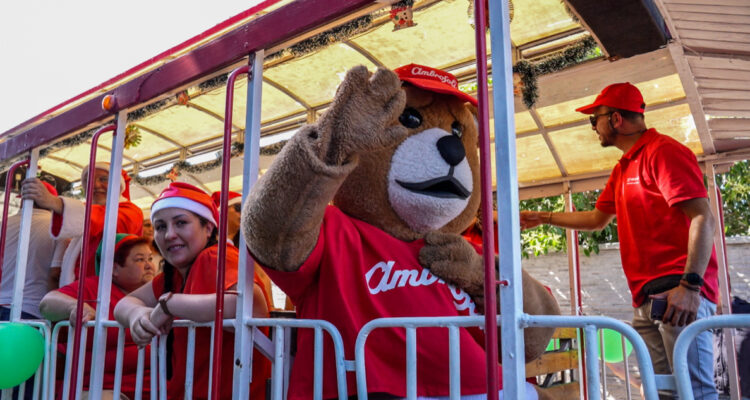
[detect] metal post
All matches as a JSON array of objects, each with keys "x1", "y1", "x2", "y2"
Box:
[
  {"x1": 564, "y1": 189, "x2": 587, "y2": 400},
  {"x1": 706, "y1": 163, "x2": 741, "y2": 400},
  {"x1": 487, "y1": 0, "x2": 525, "y2": 398},
  {"x1": 0, "y1": 158, "x2": 29, "y2": 292},
  {"x1": 232, "y1": 49, "x2": 265, "y2": 400},
  {"x1": 583, "y1": 325, "x2": 601, "y2": 400},
  {"x1": 89, "y1": 112, "x2": 128, "y2": 399}
]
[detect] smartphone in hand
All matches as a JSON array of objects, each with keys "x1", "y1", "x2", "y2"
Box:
[{"x1": 650, "y1": 298, "x2": 667, "y2": 321}]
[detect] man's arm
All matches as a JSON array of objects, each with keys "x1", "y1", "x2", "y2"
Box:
[
  {"x1": 652, "y1": 197, "x2": 716, "y2": 327},
  {"x1": 39, "y1": 290, "x2": 95, "y2": 328},
  {"x1": 520, "y1": 209, "x2": 614, "y2": 231}
]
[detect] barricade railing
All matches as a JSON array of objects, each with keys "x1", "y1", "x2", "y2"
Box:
[
  {"x1": 49, "y1": 320, "x2": 154, "y2": 400},
  {"x1": 0, "y1": 320, "x2": 51, "y2": 400},
  {"x1": 354, "y1": 315, "x2": 662, "y2": 400},
  {"x1": 673, "y1": 314, "x2": 750, "y2": 400}
]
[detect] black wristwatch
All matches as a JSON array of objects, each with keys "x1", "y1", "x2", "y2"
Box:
[{"x1": 681, "y1": 272, "x2": 704, "y2": 287}]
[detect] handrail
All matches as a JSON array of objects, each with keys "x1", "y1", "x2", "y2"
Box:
[
  {"x1": 0, "y1": 158, "x2": 30, "y2": 285},
  {"x1": 67, "y1": 123, "x2": 117, "y2": 400},
  {"x1": 672, "y1": 314, "x2": 750, "y2": 400}
]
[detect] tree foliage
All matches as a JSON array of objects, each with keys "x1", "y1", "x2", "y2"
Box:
[{"x1": 519, "y1": 160, "x2": 750, "y2": 257}]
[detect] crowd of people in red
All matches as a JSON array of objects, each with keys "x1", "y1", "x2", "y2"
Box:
[{"x1": 0, "y1": 163, "x2": 273, "y2": 399}]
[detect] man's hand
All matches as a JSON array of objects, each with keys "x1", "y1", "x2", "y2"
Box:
[
  {"x1": 21, "y1": 178, "x2": 63, "y2": 213},
  {"x1": 69, "y1": 303, "x2": 96, "y2": 329},
  {"x1": 520, "y1": 210, "x2": 549, "y2": 230},
  {"x1": 650, "y1": 285, "x2": 701, "y2": 326}
]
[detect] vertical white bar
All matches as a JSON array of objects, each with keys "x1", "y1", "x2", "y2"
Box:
[
  {"x1": 487, "y1": 0, "x2": 525, "y2": 398},
  {"x1": 135, "y1": 346, "x2": 145, "y2": 400},
  {"x1": 598, "y1": 329, "x2": 607, "y2": 398},
  {"x1": 75, "y1": 327, "x2": 88, "y2": 400},
  {"x1": 233, "y1": 49, "x2": 264, "y2": 400},
  {"x1": 113, "y1": 328, "x2": 126, "y2": 399},
  {"x1": 448, "y1": 326, "x2": 460, "y2": 400},
  {"x1": 271, "y1": 327, "x2": 284, "y2": 400},
  {"x1": 207, "y1": 325, "x2": 215, "y2": 398},
  {"x1": 9, "y1": 148, "x2": 38, "y2": 320},
  {"x1": 185, "y1": 326, "x2": 196, "y2": 400},
  {"x1": 313, "y1": 327, "x2": 323, "y2": 400},
  {"x1": 159, "y1": 334, "x2": 168, "y2": 400},
  {"x1": 89, "y1": 115, "x2": 127, "y2": 398},
  {"x1": 150, "y1": 335, "x2": 158, "y2": 400},
  {"x1": 583, "y1": 326, "x2": 601, "y2": 400},
  {"x1": 706, "y1": 163, "x2": 741, "y2": 400},
  {"x1": 622, "y1": 335, "x2": 632, "y2": 400},
  {"x1": 62, "y1": 329, "x2": 74, "y2": 400},
  {"x1": 406, "y1": 327, "x2": 417, "y2": 400}
]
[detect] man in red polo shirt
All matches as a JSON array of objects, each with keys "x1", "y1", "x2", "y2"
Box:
[{"x1": 520, "y1": 83, "x2": 719, "y2": 399}]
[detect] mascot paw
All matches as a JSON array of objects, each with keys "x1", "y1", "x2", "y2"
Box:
[
  {"x1": 319, "y1": 66, "x2": 407, "y2": 164},
  {"x1": 418, "y1": 231, "x2": 485, "y2": 298}
]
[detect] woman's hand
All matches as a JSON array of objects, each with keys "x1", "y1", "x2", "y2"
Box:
[
  {"x1": 69, "y1": 303, "x2": 96, "y2": 329},
  {"x1": 149, "y1": 303, "x2": 173, "y2": 334},
  {"x1": 129, "y1": 308, "x2": 160, "y2": 347}
]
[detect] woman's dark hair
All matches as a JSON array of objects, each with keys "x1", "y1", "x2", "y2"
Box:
[
  {"x1": 161, "y1": 213, "x2": 218, "y2": 378},
  {"x1": 113, "y1": 237, "x2": 150, "y2": 267}
]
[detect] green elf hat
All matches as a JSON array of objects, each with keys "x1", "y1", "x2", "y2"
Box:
[{"x1": 95, "y1": 233, "x2": 140, "y2": 276}]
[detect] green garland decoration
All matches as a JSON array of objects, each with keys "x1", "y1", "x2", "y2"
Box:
[
  {"x1": 267, "y1": 15, "x2": 373, "y2": 61},
  {"x1": 513, "y1": 36, "x2": 598, "y2": 108}
]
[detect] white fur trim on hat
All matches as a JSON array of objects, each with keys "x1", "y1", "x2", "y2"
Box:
[
  {"x1": 81, "y1": 162, "x2": 126, "y2": 196},
  {"x1": 227, "y1": 196, "x2": 242, "y2": 207},
  {"x1": 151, "y1": 197, "x2": 217, "y2": 226}
]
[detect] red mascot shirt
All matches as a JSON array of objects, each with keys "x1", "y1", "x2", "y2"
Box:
[{"x1": 262, "y1": 206, "x2": 498, "y2": 399}]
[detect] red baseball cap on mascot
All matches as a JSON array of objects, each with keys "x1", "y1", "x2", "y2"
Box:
[
  {"x1": 151, "y1": 182, "x2": 219, "y2": 227},
  {"x1": 210, "y1": 191, "x2": 242, "y2": 210},
  {"x1": 575, "y1": 82, "x2": 645, "y2": 114},
  {"x1": 395, "y1": 64, "x2": 478, "y2": 106}
]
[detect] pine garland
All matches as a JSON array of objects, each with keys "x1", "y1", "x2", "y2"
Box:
[
  {"x1": 513, "y1": 36, "x2": 598, "y2": 108},
  {"x1": 267, "y1": 15, "x2": 373, "y2": 61}
]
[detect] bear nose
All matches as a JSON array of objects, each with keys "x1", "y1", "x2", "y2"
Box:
[{"x1": 436, "y1": 135, "x2": 466, "y2": 166}]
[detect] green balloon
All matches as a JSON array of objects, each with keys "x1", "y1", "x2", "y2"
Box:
[
  {"x1": 0, "y1": 323, "x2": 45, "y2": 389},
  {"x1": 597, "y1": 328, "x2": 633, "y2": 363}
]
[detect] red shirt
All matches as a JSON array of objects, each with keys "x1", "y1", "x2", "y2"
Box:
[
  {"x1": 261, "y1": 206, "x2": 497, "y2": 399},
  {"x1": 57, "y1": 276, "x2": 150, "y2": 399},
  {"x1": 595, "y1": 129, "x2": 718, "y2": 307},
  {"x1": 52, "y1": 201, "x2": 143, "y2": 279},
  {"x1": 151, "y1": 244, "x2": 269, "y2": 400}
]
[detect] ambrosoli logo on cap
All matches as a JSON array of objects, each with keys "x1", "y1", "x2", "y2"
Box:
[{"x1": 410, "y1": 66, "x2": 458, "y2": 88}]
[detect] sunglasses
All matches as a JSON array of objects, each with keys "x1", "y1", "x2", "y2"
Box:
[{"x1": 589, "y1": 112, "x2": 614, "y2": 127}]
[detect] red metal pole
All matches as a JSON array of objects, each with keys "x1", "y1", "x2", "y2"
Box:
[
  {"x1": 0, "y1": 159, "x2": 30, "y2": 286},
  {"x1": 473, "y1": 1, "x2": 500, "y2": 399},
  {"x1": 67, "y1": 124, "x2": 116, "y2": 400},
  {"x1": 210, "y1": 64, "x2": 250, "y2": 400}
]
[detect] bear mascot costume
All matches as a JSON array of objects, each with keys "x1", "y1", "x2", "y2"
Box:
[{"x1": 242, "y1": 64, "x2": 560, "y2": 399}]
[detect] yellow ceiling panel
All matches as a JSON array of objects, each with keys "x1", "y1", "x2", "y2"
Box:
[
  {"x1": 351, "y1": 1, "x2": 479, "y2": 69},
  {"x1": 138, "y1": 105, "x2": 225, "y2": 146},
  {"x1": 514, "y1": 111, "x2": 538, "y2": 134},
  {"x1": 646, "y1": 104, "x2": 703, "y2": 155},
  {"x1": 548, "y1": 125, "x2": 622, "y2": 175},
  {"x1": 264, "y1": 43, "x2": 376, "y2": 107},
  {"x1": 124, "y1": 126, "x2": 186, "y2": 161},
  {"x1": 510, "y1": 0, "x2": 579, "y2": 45},
  {"x1": 514, "y1": 135, "x2": 562, "y2": 183},
  {"x1": 38, "y1": 158, "x2": 84, "y2": 183},
  {"x1": 535, "y1": 74, "x2": 686, "y2": 128}
]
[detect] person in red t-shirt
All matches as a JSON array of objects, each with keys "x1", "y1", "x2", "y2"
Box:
[
  {"x1": 22, "y1": 162, "x2": 143, "y2": 286},
  {"x1": 40, "y1": 234, "x2": 155, "y2": 399},
  {"x1": 114, "y1": 183, "x2": 270, "y2": 400},
  {"x1": 520, "y1": 82, "x2": 719, "y2": 399}
]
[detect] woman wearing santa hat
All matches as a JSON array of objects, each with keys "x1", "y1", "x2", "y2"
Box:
[
  {"x1": 22, "y1": 162, "x2": 143, "y2": 285},
  {"x1": 114, "y1": 182, "x2": 270, "y2": 400}
]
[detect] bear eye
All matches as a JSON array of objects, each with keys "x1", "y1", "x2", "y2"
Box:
[
  {"x1": 399, "y1": 107, "x2": 422, "y2": 129},
  {"x1": 451, "y1": 121, "x2": 463, "y2": 138}
]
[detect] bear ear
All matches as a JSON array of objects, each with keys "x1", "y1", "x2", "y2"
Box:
[{"x1": 465, "y1": 102, "x2": 478, "y2": 130}]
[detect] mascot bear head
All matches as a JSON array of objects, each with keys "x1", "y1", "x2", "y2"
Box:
[{"x1": 333, "y1": 64, "x2": 481, "y2": 240}]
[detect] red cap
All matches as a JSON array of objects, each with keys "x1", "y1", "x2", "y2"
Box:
[
  {"x1": 151, "y1": 182, "x2": 218, "y2": 226},
  {"x1": 575, "y1": 82, "x2": 645, "y2": 114},
  {"x1": 394, "y1": 64, "x2": 477, "y2": 106},
  {"x1": 211, "y1": 191, "x2": 241, "y2": 210}
]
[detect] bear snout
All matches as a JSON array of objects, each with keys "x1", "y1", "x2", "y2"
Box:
[{"x1": 436, "y1": 135, "x2": 465, "y2": 166}]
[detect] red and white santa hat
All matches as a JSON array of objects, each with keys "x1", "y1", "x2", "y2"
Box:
[
  {"x1": 151, "y1": 182, "x2": 218, "y2": 227},
  {"x1": 210, "y1": 190, "x2": 242, "y2": 210},
  {"x1": 80, "y1": 162, "x2": 131, "y2": 201}
]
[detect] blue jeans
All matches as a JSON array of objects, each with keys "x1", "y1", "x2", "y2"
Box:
[
  {"x1": 633, "y1": 297, "x2": 718, "y2": 400},
  {"x1": 0, "y1": 306, "x2": 41, "y2": 400}
]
